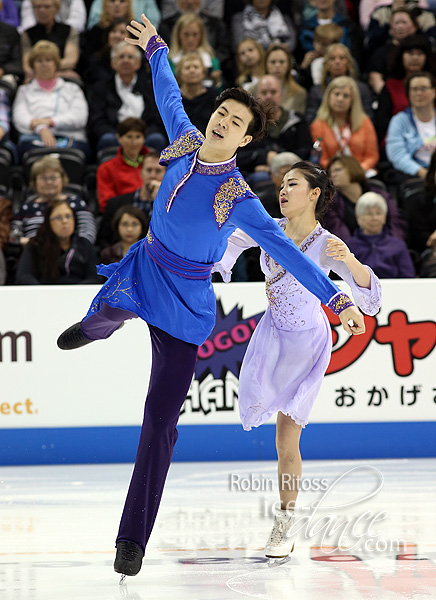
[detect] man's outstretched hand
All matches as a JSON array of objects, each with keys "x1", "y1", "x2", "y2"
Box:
[
  {"x1": 339, "y1": 306, "x2": 366, "y2": 335},
  {"x1": 126, "y1": 13, "x2": 158, "y2": 51}
]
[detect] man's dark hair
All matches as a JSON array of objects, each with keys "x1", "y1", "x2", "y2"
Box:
[
  {"x1": 213, "y1": 88, "x2": 278, "y2": 142},
  {"x1": 117, "y1": 117, "x2": 147, "y2": 136}
]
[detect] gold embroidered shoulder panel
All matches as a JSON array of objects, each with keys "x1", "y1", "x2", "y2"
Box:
[
  {"x1": 159, "y1": 129, "x2": 205, "y2": 166},
  {"x1": 213, "y1": 176, "x2": 255, "y2": 229}
]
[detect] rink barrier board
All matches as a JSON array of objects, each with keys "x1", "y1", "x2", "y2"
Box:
[{"x1": 1, "y1": 421, "x2": 436, "y2": 465}]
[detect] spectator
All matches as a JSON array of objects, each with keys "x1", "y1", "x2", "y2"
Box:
[
  {"x1": 386, "y1": 71, "x2": 436, "y2": 179},
  {"x1": 325, "y1": 155, "x2": 406, "y2": 240},
  {"x1": 101, "y1": 204, "x2": 149, "y2": 263},
  {"x1": 360, "y1": 0, "x2": 427, "y2": 31},
  {"x1": 21, "y1": 0, "x2": 80, "y2": 81},
  {"x1": 347, "y1": 192, "x2": 415, "y2": 278},
  {"x1": 264, "y1": 44, "x2": 307, "y2": 113},
  {"x1": 168, "y1": 13, "x2": 222, "y2": 89},
  {"x1": 15, "y1": 199, "x2": 100, "y2": 284},
  {"x1": 299, "y1": 22, "x2": 343, "y2": 88},
  {"x1": 305, "y1": 43, "x2": 373, "y2": 123},
  {"x1": 231, "y1": 0, "x2": 297, "y2": 53},
  {"x1": 0, "y1": 191, "x2": 12, "y2": 250},
  {"x1": 13, "y1": 40, "x2": 90, "y2": 159},
  {"x1": 82, "y1": 18, "x2": 129, "y2": 84},
  {"x1": 310, "y1": 76, "x2": 379, "y2": 173},
  {"x1": 98, "y1": 149, "x2": 165, "y2": 248},
  {"x1": 87, "y1": 40, "x2": 165, "y2": 152},
  {"x1": 235, "y1": 38, "x2": 265, "y2": 90},
  {"x1": 0, "y1": 247, "x2": 5, "y2": 284},
  {"x1": 20, "y1": 0, "x2": 87, "y2": 33},
  {"x1": 159, "y1": 0, "x2": 234, "y2": 86},
  {"x1": 366, "y1": 8, "x2": 419, "y2": 95},
  {"x1": 87, "y1": 0, "x2": 160, "y2": 30},
  {"x1": 97, "y1": 117, "x2": 151, "y2": 213},
  {"x1": 0, "y1": 88, "x2": 18, "y2": 163},
  {"x1": 300, "y1": 0, "x2": 351, "y2": 53},
  {"x1": 11, "y1": 155, "x2": 96, "y2": 244},
  {"x1": 82, "y1": 0, "x2": 133, "y2": 57},
  {"x1": 176, "y1": 52, "x2": 218, "y2": 135},
  {"x1": 0, "y1": 16, "x2": 23, "y2": 88},
  {"x1": 408, "y1": 149, "x2": 436, "y2": 254},
  {"x1": 0, "y1": 0, "x2": 20, "y2": 27},
  {"x1": 237, "y1": 74, "x2": 311, "y2": 177}
]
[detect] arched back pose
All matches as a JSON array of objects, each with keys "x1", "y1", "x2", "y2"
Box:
[
  {"x1": 57, "y1": 15, "x2": 365, "y2": 580},
  {"x1": 214, "y1": 162, "x2": 382, "y2": 562}
]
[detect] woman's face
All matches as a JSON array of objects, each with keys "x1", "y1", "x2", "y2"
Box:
[
  {"x1": 328, "y1": 86, "x2": 352, "y2": 114},
  {"x1": 390, "y1": 12, "x2": 417, "y2": 40},
  {"x1": 118, "y1": 130, "x2": 145, "y2": 159},
  {"x1": 328, "y1": 161, "x2": 351, "y2": 189},
  {"x1": 49, "y1": 203, "x2": 75, "y2": 239},
  {"x1": 266, "y1": 49, "x2": 289, "y2": 81},
  {"x1": 180, "y1": 58, "x2": 204, "y2": 84},
  {"x1": 357, "y1": 207, "x2": 386, "y2": 235},
  {"x1": 238, "y1": 41, "x2": 261, "y2": 68},
  {"x1": 327, "y1": 48, "x2": 349, "y2": 78},
  {"x1": 108, "y1": 22, "x2": 127, "y2": 47},
  {"x1": 105, "y1": 0, "x2": 129, "y2": 21},
  {"x1": 32, "y1": 54, "x2": 57, "y2": 79},
  {"x1": 35, "y1": 168, "x2": 64, "y2": 199},
  {"x1": 402, "y1": 49, "x2": 426, "y2": 74},
  {"x1": 179, "y1": 23, "x2": 201, "y2": 52},
  {"x1": 279, "y1": 169, "x2": 318, "y2": 219},
  {"x1": 118, "y1": 213, "x2": 143, "y2": 244}
]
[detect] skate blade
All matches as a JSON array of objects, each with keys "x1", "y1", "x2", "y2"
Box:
[
  {"x1": 267, "y1": 555, "x2": 292, "y2": 567},
  {"x1": 119, "y1": 574, "x2": 127, "y2": 585}
]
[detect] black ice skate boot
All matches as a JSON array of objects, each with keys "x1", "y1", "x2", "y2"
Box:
[
  {"x1": 57, "y1": 322, "x2": 93, "y2": 350},
  {"x1": 114, "y1": 541, "x2": 144, "y2": 578}
]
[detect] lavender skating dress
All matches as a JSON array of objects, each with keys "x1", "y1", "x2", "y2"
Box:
[{"x1": 214, "y1": 220, "x2": 382, "y2": 430}]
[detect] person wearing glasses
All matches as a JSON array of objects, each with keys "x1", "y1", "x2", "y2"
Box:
[
  {"x1": 386, "y1": 71, "x2": 436, "y2": 180},
  {"x1": 15, "y1": 199, "x2": 100, "y2": 284},
  {"x1": 10, "y1": 155, "x2": 96, "y2": 246}
]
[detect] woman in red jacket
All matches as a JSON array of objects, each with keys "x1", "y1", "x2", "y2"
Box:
[{"x1": 96, "y1": 116, "x2": 150, "y2": 212}]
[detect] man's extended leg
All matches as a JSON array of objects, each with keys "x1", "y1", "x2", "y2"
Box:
[{"x1": 114, "y1": 323, "x2": 198, "y2": 575}]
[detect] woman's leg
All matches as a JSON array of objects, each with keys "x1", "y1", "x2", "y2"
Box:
[
  {"x1": 276, "y1": 411, "x2": 303, "y2": 510},
  {"x1": 116, "y1": 323, "x2": 198, "y2": 553}
]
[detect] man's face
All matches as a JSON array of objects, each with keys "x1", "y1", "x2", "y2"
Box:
[
  {"x1": 205, "y1": 99, "x2": 253, "y2": 155},
  {"x1": 112, "y1": 46, "x2": 141, "y2": 77},
  {"x1": 257, "y1": 76, "x2": 283, "y2": 108},
  {"x1": 32, "y1": 0, "x2": 57, "y2": 24},
  {"x1": 141, "y1": 156, "x2": 166, "y2": 186}
]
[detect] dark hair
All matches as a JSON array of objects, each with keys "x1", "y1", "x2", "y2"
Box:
[
  {"x1": 213, "y1": 87, "x2": 278, "y2": 142},
  {"x1": 425, "y1": 148, "x2": 436, "y2": 199},
  {"x1": 28, "y1": 199, "x2": 74, "y2": 281},
  {"x1": 404, "y1": 70, "x2": 436, "y2": 103},
  {"x1": 143, "y1": 149, "x2": 161, "y2": 161},
  {"x1": 111, "y1": 204, "x2": 149, "y2": 237},
  {"x1": 327, "y1": 155, "x2": 366, "y2": 184},
  {"x1": 289, "y1": 161, "x2": 336, "y2": 219},
  {"x1": 117, "y1": 117, "x2": 146, "y2": 136},
  {"x1": 388, "y1": 35, "x2": 436, "y2": 80}
]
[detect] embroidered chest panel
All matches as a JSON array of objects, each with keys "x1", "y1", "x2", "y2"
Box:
[
  {"x1": 214, "y1": 176, "x2": 253, "y2": 229},
  {"x1": 159, "y1": 129, "x2": 205, "y2": 165}
]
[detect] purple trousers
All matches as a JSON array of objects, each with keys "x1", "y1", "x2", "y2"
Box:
[{"x1": 81, "y1": 303, "x2": 199, "y2": 552}]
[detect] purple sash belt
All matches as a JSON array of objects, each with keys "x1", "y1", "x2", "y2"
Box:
[{"x1": 145, "y1": 227, "x2": 213, "y2": 280}]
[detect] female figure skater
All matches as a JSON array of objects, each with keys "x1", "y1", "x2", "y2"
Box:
[
  {"x1": 57, "y1": 15, "x2": 365, "y2": 579},
  {"x1": 214, "y1": 161, "x2": 382, "y2": 561}
]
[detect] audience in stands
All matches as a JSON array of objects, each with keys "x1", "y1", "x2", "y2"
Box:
[
  {"x1": 325, "y1": 155, "x2": 406, "y2": 240},
  {"x1": 0, "y1": 0, "x2": 20, "y2": 28},
  {"x1": 82, "y1": 17, "x2": 129, "y2": 84},
  {"x1": 87, "y1": 40, "x2": 165, "y2": 151},
  {"x1": 408, "y1": 149, "x2": 436, "y2": 258},
  {"x1": 98, "y1": 149, "x2": 165, "y2": 248},
  {"x1": 0, "y1": 14, "x2": 22, "y2": 87},
  {"x1": 82, "y1": 0, "x2": 133, "y2": 56},
  {"x1": 310, "y1": 76, "x2": 379, "y2": 172},
  {"x1": 176, "y1": 52, "x2": 218, "y2": 135},
  {"x1": 298, "y1": 23, "x2": 343, "y2": 88},
  {"x1": 12, "y1": 155, "x2": 96, "y2": 244},
  {"x1": 20, "y1": 0, "x2": 87, "y2": 33},
  {"x1": 15, "y1": 199, "x2": 100, "y2": 284},
  {"x1": 235, "y1": 38, "x2": 265, "y2": 90},
  {"x1": 100, "y1": 204, "x2": 148, "y2": 263},
  {"x1": 21, "y1": 0, "x2": 80, "y2": 81},
  {"x1": 347, "y1": 192, "x2": 415, "y2": 278},
  {"x1": 96, "y1": 117, "x2": 151, "y2": 212},
  {"x1": 0, "y1": 87, "x2": 18, "y2": 163},
  {"x1": 13, "y1": 41, "x2": 90, "y2": 159},
  {"x1": 263, "y1": 44, "x2": 307, "y2": 113},
  {"x1": 386, "y1": 71, "x2": 436, "y2": 179},
  {"x1": 86, "y1": 0, "x2": 160, "y2": 30}
]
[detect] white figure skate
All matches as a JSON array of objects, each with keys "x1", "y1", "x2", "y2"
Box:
[{"x1": 265, "y1": 509, "x2": 297, "y2": 566}]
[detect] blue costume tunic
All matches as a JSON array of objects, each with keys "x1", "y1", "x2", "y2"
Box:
[{"x1": 84, "y1": 36, "x2": 352, "y2": 346}]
